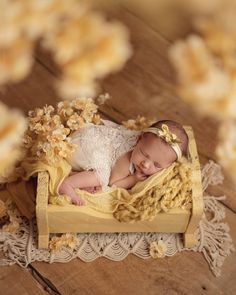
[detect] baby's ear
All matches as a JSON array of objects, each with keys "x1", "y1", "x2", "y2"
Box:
[{"x1": 138, "y1": 133, "x2": 144, "y2": 141}]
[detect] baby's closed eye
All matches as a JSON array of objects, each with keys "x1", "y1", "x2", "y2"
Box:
[{"x1": 140, "y1": 148, "x2": 147, "y2": 157}]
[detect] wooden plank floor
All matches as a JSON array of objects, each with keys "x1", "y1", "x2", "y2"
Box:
[{"x1": 1, "y1": 4, "x2": 236, "y2": 295}]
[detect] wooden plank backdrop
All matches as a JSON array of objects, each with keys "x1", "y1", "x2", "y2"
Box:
[{"x1": 0, "y1": 3, "x2": 235, "y2": 295}]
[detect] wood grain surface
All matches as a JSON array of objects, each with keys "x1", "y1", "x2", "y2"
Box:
[{"x1": 0, "y1": 3, "x2": 235, "y2": 295}]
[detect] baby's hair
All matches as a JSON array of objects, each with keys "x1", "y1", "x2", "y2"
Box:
[{"x1": 148, "y1": 119, "x2": 189, "y2": 157}]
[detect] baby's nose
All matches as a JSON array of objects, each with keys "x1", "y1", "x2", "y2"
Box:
[{"x1": 141, "y1": 160, "x2": 149, "y2": 168}]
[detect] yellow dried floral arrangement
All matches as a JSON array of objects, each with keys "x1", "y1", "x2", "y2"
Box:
[{"x1": 23, "y1": 96, "x2": 104, "y2": 166}]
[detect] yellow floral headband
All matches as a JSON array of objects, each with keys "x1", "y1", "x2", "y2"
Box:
[{"x1": 143, "y1": 124, "x2": 182, "y2": 160}]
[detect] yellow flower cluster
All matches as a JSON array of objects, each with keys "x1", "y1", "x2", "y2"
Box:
[
  {"x1": 0, "y1": 198, "x2": 22, "y2": 233},
  {"x1": 169, "y1": 3, "x2": 236, "y2": 184},
  {"x1": 122, "y1": 115, "x2": 156, "y2": 131},
  {"x1": 169, "y1": 35, "x2": 234, "y2": 120},
  {"x1": 49, "y1": 233, "x2": 78, "y2": 252},
  {"x1": 149, "y1": 240, "x2": 167, "y2": 258},
  {"x1": 0, "y1": 102, "x2": 27, "y2": 181},
  {"x1": 0, "y1": 0, "x2": 131, "y2": 98},
  {"x1": 113, "y1": 157, "x2": 192, "y2": 222},
  {"x1": 24, "y1": 97, "x2": 102, "y2": 166},
  {"x1": 169, "y1": 3, "x2": 236, "y2": 121}
]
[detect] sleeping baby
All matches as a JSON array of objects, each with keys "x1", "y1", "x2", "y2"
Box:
[{"x1": 59, "y1": 119, "x2": 189, "y2": 205}]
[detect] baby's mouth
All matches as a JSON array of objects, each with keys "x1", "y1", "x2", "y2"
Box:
[{"x1": 136, "y1": 165, "x2": 145, "y2": 174}]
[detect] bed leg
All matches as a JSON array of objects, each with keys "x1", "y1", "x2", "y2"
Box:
[
  {"x1": 38, "y1": 234, "x2": 49, "y2": 249},
  {"x1": 36, "y1": 171, "x2": 49, "y2": 249},
  {"x1": 183, "y1": 232, "x2": 197, "y2": 248},
  {"x1": 183, "y1": 201, "x2": 203, "y2": 248}
]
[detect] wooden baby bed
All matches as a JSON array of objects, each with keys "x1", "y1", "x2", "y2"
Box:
[{"x1": 36, "y1": 126, "x2": 204, "y2": 249}]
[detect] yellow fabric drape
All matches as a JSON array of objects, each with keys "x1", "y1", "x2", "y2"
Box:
[
  {"x1": 24, "y1": 156, "x2": 192, "y2": 222},
  {"x1": 3, "y1": 155, "x2": 192, "y2": 222}
]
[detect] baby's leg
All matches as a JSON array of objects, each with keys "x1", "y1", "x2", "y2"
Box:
[
  {"x1": 69, "y1": 171, "x2": 101, "y2": 192},
  {"x1": 59, "y1": 170, "x2": 101, "y2": 206}
]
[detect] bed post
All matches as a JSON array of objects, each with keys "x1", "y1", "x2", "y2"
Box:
[
  {"x1": 36, "y1": 171, "x2": 49, "y2": 249},
  {"x1": 183, "y1": 127, "x2": 204, "y2": 248}
]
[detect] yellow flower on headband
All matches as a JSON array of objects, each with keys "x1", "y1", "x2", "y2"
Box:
[{"x1": 157, "y1": 124, "x2": 181, "y2": 145}]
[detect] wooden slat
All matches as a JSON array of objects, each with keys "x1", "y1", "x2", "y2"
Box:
[{"x1": 48, "y1": 203, "x2": 190, "y2": 232}]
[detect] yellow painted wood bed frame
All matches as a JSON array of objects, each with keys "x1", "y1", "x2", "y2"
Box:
[{"x1": 36, "y1": 126, "x2": 204, "y2": 249}]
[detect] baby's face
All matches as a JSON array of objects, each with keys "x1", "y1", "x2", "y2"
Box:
[{"x1": 130, "y1": 133, "x2": 177, "y2": 176}]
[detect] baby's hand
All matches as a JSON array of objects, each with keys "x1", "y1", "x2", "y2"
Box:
[{"x1": 134, "y1": 171, "x2": 147, "y2": 181}]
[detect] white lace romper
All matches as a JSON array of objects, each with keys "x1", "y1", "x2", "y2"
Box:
[{"x1": 67, "y1": 119, "x2": 141, "y2": 190}]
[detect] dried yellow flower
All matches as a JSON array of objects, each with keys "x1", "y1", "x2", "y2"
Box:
[
  {"x1": 92, "y1": 114, "x2": 102, "y2": 125},
  {"x1": 149, "y1": 240, "x2": 167, "y2": 258},
  {"x1": 67, "y1": 113, "x2": 85, "y2": 130},
  {"x1": 0, "y1": 198, "x2": 22, "y2": 233},
  {"x1": 49, "y1": 233, "x2": 78, "y2": 252},
  {"x1": 96, "y1": 93, "x2": 111, "y2": 105},
  {"x1": 169, "y1": 35, "x2": 235, "y2": 120},
  {"x1": 72, "y1": 97, "x2": 90, "y2": 110},
  {"x1": 80, "y1": 104, "x2": 98, "y2": 122},
  {"x1": 0, "y1": 102, "x2": 27, "y2": 181}
]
